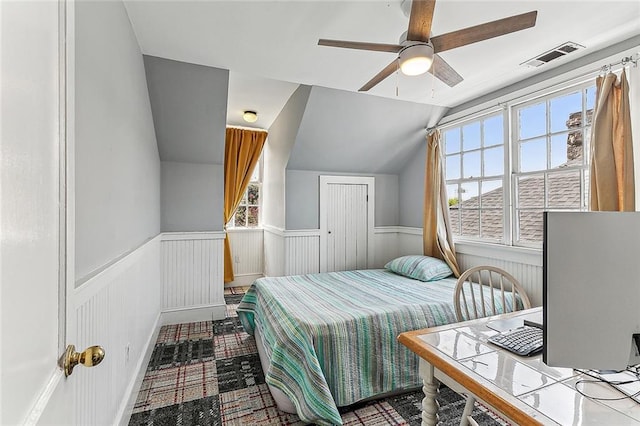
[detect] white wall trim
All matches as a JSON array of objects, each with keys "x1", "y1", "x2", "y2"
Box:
[
  {"x1": 454, "y1": 240, "x2": 542, "y2": 267},
  {"x1": 396, "y1": 226, "x2": 423, "y2": 236},
  {"x1": 283, "y1": 229, "x2": 321, "y2": 237},
  {"x1": 22, "y1": 369, "x2": 64, "y2": 426},
  {"x1": 115, "y1": 312, "x2": 162, "y2": 426},
  {"x1": 160, "y1": 304, "x2": 227, "y2": 325},
  {"x1": 263, "y1": 225, "x2": 286, "y2": 237},
  {"x1": 161, "y1": 231, "x2": 225, "y2": 241},
  {"x1": 224, "y1": 273, "x2": 262, "y2": 288},
  {"x1": 226, "y1": 227, "x2": 263, "y2": 234}
]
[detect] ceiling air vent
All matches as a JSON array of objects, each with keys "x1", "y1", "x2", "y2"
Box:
[{"x1": 522, "y1": 42, "x2": 584, "y2": 67}]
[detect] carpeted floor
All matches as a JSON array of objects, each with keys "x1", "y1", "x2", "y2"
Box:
[{"x1": 129, "y1": 287, "x2": 504, "y2": 425}]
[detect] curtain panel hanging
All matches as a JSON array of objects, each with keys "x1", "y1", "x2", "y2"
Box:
[
  {"x1": 423, "y1": 130, "x2": 461, "y2": 277},
  {"x1": 224, "y1": 127, "x2": 267, "y2": 282},
  {"x1": 589, "y1": 69, "x2": 635, "y2": 211}
]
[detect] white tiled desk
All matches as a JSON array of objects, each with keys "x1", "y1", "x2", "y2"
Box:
[{"x1": 398, "y1": 308, "x2": 640, "y2": 426}]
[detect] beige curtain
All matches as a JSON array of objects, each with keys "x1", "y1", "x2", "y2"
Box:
[
  {"x1": 224, "y1": 127, "x2": 267, "y2": 282},
  {"x1": 590, "y1": 69, "x2": 635, "y2": 211},
  {"x1": 423, "y1": 130, "x2": 461, "y2": 277}
]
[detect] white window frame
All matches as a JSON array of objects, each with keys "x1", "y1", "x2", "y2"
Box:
[
  {"x1": 510, "y1": 81, "x2": 593, "y2": 248},
  {"x1": 227, "y1": 155, "x2": 263, "y2": 229},
  {"x1": 442, "y1": 79, "x2": 595, "y2": 249}
]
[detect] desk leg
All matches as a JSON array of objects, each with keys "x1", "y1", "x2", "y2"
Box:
[{"x1": 418, "y1": 359, "x2": 439, "y2": 426}]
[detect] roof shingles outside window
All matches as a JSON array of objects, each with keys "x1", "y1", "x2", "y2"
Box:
[{"x1": 449, "y1": 109, "x2": 591, "y2": 244}]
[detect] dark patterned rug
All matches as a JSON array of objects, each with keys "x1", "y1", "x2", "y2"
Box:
[{"x1": 129, "y1": 287, "x2": 505, "y2": 425}]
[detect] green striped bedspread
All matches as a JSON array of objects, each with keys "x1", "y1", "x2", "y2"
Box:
[{"x1": 237, "y1": 269, "x2": 512, "y2": 425}]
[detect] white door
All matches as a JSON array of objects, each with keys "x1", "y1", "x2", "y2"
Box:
[
  {"x1": 1, "y1": 1, "x2": 84, "y2": 424},
  {"x1": 319, "y1": 176, "x2": 375, "y2": 273}
]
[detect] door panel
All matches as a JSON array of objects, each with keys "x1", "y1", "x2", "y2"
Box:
[{"x1": 326, "y1": 183, "x2": 368, "y2": 272}]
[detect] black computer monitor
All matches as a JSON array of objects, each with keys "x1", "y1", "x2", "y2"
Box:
[{"x1": 543, "y1": 211, "x2": 640, "y2": 370}]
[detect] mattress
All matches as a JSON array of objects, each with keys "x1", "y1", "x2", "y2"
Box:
[{"x1": 237, "y1": 269, "x2": 517, "y2": 425}]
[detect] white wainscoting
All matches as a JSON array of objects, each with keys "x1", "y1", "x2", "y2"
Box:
[
  {"x1": 285, "y1": 230, "x2": 320, "y2": 276},
  {"x1": 227, "y1": 228, "x2": 264, "y2": 287},
  {"x1": 71, "y1": 236, "x2": 161, "y2": 426},
  {"x1": 455, "y1": 241, "x2": 543, "y2": 307},
  {"x1": 263, "y1": 226, "x2": 286, "y2": 277},
  {"x1": 160, "y1": 232, "x2": 226, "y2": 323},
  {"x1": 373, "y1": 227, "x2": 400, "y2": 268}
]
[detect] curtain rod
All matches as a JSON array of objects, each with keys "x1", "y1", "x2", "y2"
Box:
[
  {"x1": 226, "y1": 125, "x2": 268, "y2": 133},
  {"x1": 426, "y1": 52, "x2": 639, "y2": 132}
]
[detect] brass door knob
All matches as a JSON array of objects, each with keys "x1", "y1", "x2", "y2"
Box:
[{"x1": 62, "y1": 344, "x2": 105, "y2": 377}]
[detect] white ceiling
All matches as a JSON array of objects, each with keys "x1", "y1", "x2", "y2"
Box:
[{"x1": 124, "y1": 1, "x2": 640, "y2": 128}]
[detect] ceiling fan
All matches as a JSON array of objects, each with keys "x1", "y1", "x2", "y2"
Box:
[{"x1": 318, "y1": 0, "x2": 537, "y2": 91}]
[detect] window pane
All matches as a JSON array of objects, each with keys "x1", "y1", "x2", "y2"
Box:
[
  {"x1": 548, "y1": 171, "x2": 581, "y2": 208},
  {"x1": 250, "y1": 164, "x2": 260, "y2": 182},
  {"x1": 444, "y1": 128, "x2": 461, "y2": 154},
  {"x1": 248, "y1": 206, "x2": 259, "y2": 227},
  {"x1": 517, "y1": 210, "x2": 543, "y2": 243},
  {"x1": 446, "y1": 155, "x2": 461, "y2": 180},
  {"x1": 519, "y1": 102, "x2": 546, "y2": 139},
  {"x1": 480, "y1": 179, "x2": 503, "y2": 208},
  {"x1": 463, "y1": 122, "x2": 481, "y2": 151},
  {"x1": 550, "y1": 133, "x2": 570, "y2": 168},
  {"x1": 234, "y1": 206, "x2": 247, "y2": 226},
  {"x1": 447, "y1": 184, "x2": 459, "y2": 207},
  {"x1": 247, "y1": 184, "x2": 259, "y2": 205},
  {"x1": 550, "y1": 91, "x2": 581, "y2": 133},
  {"x1": 463, "y1": 151, "x2": 481, "y2": 178},
  {"x1": 483, "y1": 115, "x2": 503, "y2": 147},
  {"x1": 517, "y1": 175, "x2": 544, "y2": 208},
  {"x1": 480, "y1": 209, "x2": 503, "y2": 241},
  {"x1": 483, "y1": 146, "x2": 504, "y2": 176},
  {"x1": 460, "y1": 181, "x2": 479, "y2": 206},
  {"x1": 461, "y1": 210, "x2": 480, "y2": 238},
  {"x1": 520, "y1": 138, "x2": 546, "y2": 172}
]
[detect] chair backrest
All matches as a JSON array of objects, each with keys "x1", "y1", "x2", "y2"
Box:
[{"x1": 454, "y1": 265, "x2": 532, "y2": 322}]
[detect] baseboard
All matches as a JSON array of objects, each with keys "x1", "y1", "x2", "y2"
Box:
[
  {"x1": 224, "y1": 273, "x2": 262, "y2": 288},
  {"x1": 160, "y1": 303, "x2": 227, "y2": 324},
  {"x1": 115, "y1": 311, "x2": 162, "y2": 426}
]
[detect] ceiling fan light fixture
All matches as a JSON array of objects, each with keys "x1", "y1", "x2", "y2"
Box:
[
  {"x1": 243, "y1": 110, "x2": 258, "y2": 123},
  {"x1": 399, "y1": 43, "x2": 434, "y2": 76}
]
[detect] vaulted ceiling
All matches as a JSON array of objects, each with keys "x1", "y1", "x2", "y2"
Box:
[{"x1": 125, "y1": 0, "x2": 640, "y2": 129}]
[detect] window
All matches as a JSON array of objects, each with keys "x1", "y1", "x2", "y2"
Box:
[
  {"x1": 443, "y1": 81, "x2": 595, "y2": 247},
  {"x1": 228, "y1": 156, "x2": 262, "y2": 228},
  {"x1": 445, "y1": 114, "x2": 505, "y2": 243},
  {"x1": 513, "y1": 84, "x2": 594, "y2": 245}
]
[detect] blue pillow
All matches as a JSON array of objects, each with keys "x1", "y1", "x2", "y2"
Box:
[{"x1": 384, "y1": 255, "x2": 453, "y2": 282}]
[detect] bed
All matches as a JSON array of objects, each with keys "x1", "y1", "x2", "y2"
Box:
[{"x1": 237, "y1": 258, "x2": 517, "y2": 425}]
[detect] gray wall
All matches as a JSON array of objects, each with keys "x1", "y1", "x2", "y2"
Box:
[
  {"x1": 263, "y1": 85, "x2": 310, "y2": 229},
  {"x1": 75, "y1": 1, "x2": 161, "y2": 280},
  {"x1": 161, "y1": 162, "x2": 224, "y2": 232},
  {"x1": 399, "y1": 142, "x2": 427, "y2": 228},
  {"x1": 288, "y1": 86, "x2": 446, "y2": 174},
  {"x1": 143, "y1": 55, "x2": 228, "y2": 164},
  {"x1": 143, "y1": 56, "x2": 228, "y2": 232},
  {"x1": 285, "y1": 170, "x2": 399, "y2": 229}
]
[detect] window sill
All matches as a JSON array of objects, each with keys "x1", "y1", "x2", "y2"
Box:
[
  {"x1": 226, "y1": 227, "x2": 264, "y2": 233},
  {"x1": 454, "y1": 239, "x2": 542, "y2": 267}
]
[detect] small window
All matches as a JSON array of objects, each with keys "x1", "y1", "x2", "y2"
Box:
[{"x1": 228, "y1": 156, "x2": 262, "y2": 228}]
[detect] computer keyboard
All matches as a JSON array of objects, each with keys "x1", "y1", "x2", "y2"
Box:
[{"x1": 488, "y1": 325, "x2": 543, "y2": 356}]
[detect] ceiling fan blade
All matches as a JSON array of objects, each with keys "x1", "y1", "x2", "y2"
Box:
[
  {"x1": 430, "y1": 11, "x2": 537, "y2": 53},
  {"x1": 430, "y1": 54, "x2": 463, "y2": 87},
  {"x1": 318, "y1": 39, "x2": 402, "y2": 53},
  {"x1": 359, "y1": 60, "x2": 398, "y2": 92},
  {"x1": 407, "y1": 0, "x2": 437, "y2": 42}
]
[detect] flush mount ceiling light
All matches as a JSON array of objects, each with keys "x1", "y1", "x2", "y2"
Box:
[
  {"x1": 243, "y1": 110, "x2": 258, "y2": 123},
  {"x1": 399, "y1": 43, "x2": 434, "y2": 76}
]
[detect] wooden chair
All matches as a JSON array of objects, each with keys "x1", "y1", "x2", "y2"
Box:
[{"x1": 453, "y1": 265, "x2": 532, "y2": 426}]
